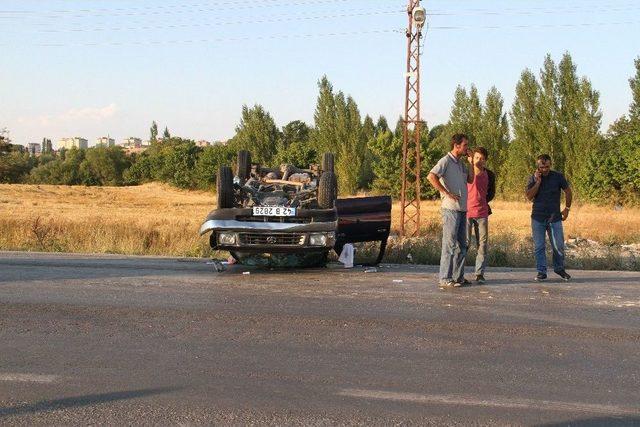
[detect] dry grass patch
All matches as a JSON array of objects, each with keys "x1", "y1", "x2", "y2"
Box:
[
  {"x1": 0, "y1": 183, "x2": 217, "y2": 257},
  {"x1": 1, "y1": 184, "x2": 639, "y2": 269}
]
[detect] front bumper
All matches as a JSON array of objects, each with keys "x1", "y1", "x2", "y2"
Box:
[{"x1": 200, "y1": 208, "x2": 337, "y2": 252}]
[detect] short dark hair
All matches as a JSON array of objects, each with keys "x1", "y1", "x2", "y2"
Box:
[
  {"x1": 473, "y1": 147, "x2": 488, "y2": 159},
  {"x1": 450, "y1": 133, "x2": 468, "y2": 149},
  {"x1": 537, "y1": 154, "x2": 552, "y2": 162}
]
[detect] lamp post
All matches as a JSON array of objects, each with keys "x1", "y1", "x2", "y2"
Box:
[{"x1": 400, "y1": 1, "x2": 426, "y2": 237}]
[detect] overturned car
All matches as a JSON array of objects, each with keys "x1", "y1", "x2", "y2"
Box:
[{"x1": 199, "y1": 151, "x2": 391, "y2": 267}]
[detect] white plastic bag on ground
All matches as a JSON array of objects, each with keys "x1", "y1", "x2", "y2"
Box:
[{"x1": 338, "y1": 244, "x2": 354, "y2": 268}]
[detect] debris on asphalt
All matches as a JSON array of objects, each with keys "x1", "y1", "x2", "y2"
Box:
[
  {"x1": 242, "y1": 271, "x2": 251, "y2": 275},
  {"x1": 207, "y1": 260, "x2": 226, "y2": 272},
  {"x1": 364, "y1": 267, "x2": 378, "y2": 273},
  {"x1": 392, "y1": 279, "x2": 403, "y2": 283},
  {"x1": 338, "y1": 244, "x2": 355, "y2": 268}
]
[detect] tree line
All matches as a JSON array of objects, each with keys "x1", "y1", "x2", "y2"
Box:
[{"x1": 1, "y1": 52, "x2": 639, "y2": 204}]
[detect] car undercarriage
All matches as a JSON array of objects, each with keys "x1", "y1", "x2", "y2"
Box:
[{"x1": 199, "y1": 151, "x2": 391, "y2": 267}]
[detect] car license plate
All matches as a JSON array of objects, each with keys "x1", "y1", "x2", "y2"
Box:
[{"x1": 253, "y1": 206, "x2": 296, "y2": 217}]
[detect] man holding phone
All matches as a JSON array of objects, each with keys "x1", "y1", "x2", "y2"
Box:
[
  {"x1": 428, "y1": 134, "x2": 476, "y2": 288},
  {"x1": 525, "y1": 154, "x2": 573, "y2": 282}
]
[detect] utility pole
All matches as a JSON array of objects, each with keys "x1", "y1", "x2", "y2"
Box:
[{"x1": 400, "y1": 0, "x2": 426, "y2": 237}]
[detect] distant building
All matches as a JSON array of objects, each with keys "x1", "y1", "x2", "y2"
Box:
[
  {"x1": 96, "y1": 136, "x2": 115, "y2": 147},
  {"x1": 120, "y1": 137, "x2": 143, "y2": 148},
  {"x1": 41, "y1": 138, "x2": 53, "y2": 154},
  {"x1": 195, "y1": 140, "x2": 211, "y2": 147},
  {"x1": 26, "y1": 143, "x2": 41, "y2": 156},
  {"x1": 59, "y1": 137, "x2": 88, "y2": 150}
]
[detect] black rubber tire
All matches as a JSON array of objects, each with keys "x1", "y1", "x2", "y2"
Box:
[
  {"x1": 318, "y1": 171, "x2": 337, "y2": 209},
  {"x1": 321, "y1": 152, "x2": 334, "y2": 174},
  {"x1": 237, "y1": 150, "x2": 251, "y2": 182},
  {"x1": 217, "y1": 166, "x2": 234, "y2": 209}
]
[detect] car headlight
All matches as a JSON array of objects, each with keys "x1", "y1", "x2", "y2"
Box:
[
  {"x1": 218, "y1": 232, "x2": 237, "y2": 245},
  {"x1": 309, "y1": 233, "x2": 326, "y2": 246},
  {"x1": 309, "y1": 232, "x2": 335, "y2": 246}
]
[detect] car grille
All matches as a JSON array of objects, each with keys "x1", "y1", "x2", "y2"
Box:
[
  {"x1": 239, "y1": 233, "x2": 306, "y2": 246},
  {"x1": 236, "y1": 216, "x2": 311, "y2": 224}
]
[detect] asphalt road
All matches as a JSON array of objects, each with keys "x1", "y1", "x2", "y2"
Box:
[{"x1": 1, "y1": 251, "x2": 639, "y2": 426}]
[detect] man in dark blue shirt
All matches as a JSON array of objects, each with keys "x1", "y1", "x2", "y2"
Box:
[{"x1": 525, "y1": 154, "x2": 573, "y2": 282}]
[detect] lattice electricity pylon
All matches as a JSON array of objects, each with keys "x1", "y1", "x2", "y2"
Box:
[{"x1": 400, "y1": 0, "x2": 426, "y2": 237}]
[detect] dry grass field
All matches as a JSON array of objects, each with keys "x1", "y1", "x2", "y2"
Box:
[{"x1": 1, "y1": 183, "x2": 639, "y2": 269}]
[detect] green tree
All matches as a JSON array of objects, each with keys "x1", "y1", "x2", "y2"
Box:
[
  {"x1": 536, "y1": 55, "x2": 562, "y2": 169},
  {"x1": 229, "y1": 104, "x2": 280, "y2": 165},
  {"x1": 359, "y1": 115, "x2": 376, "y2": 188},
  {"x1": 274, "y1": 140, "x2": 317, "y2": 168},
  {"x1": 123, "y1": 152, "x2": 153, "y2": 185},
  {"x1": 586, "y1": 58, "x2": 640, "y2": 204},
  {"x1": 375, "y1": 115, "x2": 389, "y2": 136},
  {"x1": 629, "y1": 56, "x2": 640, "y2": 130},
  {"x1": 556, "y1": 52, "x2": 602, "y2": 193},
  {"x1": 433, "y1": 85, "x2": 482, "y2": 151},
  {"x1": 275, "y1": 120, "x2": 315, "y2": 168},
  {"x1": 0, "y1": 151, "x2": 34, "y2": 183},
  {"x1": 150, "y1": 121, "x2": 158, "y2": 144},
  {"x1": 281, "y1": 120, "x2": 310, "y2": 149},
  {"x1": 194, "y1": 144, "x2": 234, "y2": 189},
  {"x1": 477, "y1": 86, "x2": 509, "y2": 176},
  {"x1": 502, "y1": 69, "x2": 541, "y2": 195},
  {"x1": 165, "y1": 141, "x2": 199, "y2": 188},
  {"x1": 312, "y1": 76, "x2": 338, "y2": 156},
  {"x1": 163, "y1": 127, "x2": 171, "y2": 139},
  {"x1": 369, "y1": 130, "x2": 401, "y2": 197},
  {"x1": 334, "y1": 93, "x2": 354, "y2": 193},
  {"x1": 79, "y1": 146, "x2": 131, "y2": 186}
]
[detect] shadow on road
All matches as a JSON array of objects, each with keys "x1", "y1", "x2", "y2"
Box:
[
  {"x1": 468, "y1": 275, "x2": 640, "y2": 287},
  {"x1": 0, "y1": 387, "x2": 179, "y2": 418},
  {"x1": 0, "y1": 256, "x2": 214, "y2": 283},
  {"x1": 537, "y1": 416, "x2": 640, "y2": 427}
]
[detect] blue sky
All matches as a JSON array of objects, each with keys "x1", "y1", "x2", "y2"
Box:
[{"x1": 1, "y1": 0, "x2": 639, "y2": 148}]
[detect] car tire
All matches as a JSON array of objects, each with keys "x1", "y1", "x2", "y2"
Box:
[
  {"x1": 318, "y1": 171, "x2": 337, "y2": 209},
  {"x1": 321, "y1": 152, "x2": 334, "y2": 174},
  {"x1": 217, "y1": 166, "x2": 234, "y2": 209},
  {"x1": 237, "y1": 150, "x2": 251, "y2": 182}
]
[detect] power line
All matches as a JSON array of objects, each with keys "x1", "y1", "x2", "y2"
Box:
[
  {"x1": 427, "y1": 20, "x2": 640, "y2": 31},
  {"x1": 2, "y1": 1, "x2": 633, "y2": 19},
  {"x1": 427, "y1": 4, "x2": 640, "y2": 17},
  {"x1": 30, "y1": 9, "x2": 404, "y2": 33},
  {"x1": 5, "y1": 28, "x2": 403, "y2": 47},
  {"x1": 0, "y1": 0, "x2": 402, "y2": 18},
  {"x1": 2, "y1": 18, "x2": 635, "y2": 48}
]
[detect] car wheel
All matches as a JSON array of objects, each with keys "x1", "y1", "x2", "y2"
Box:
[
  {"x1": 217, "y1": 166, "x2": 234, "y2": 208},
  {"x1": 321, "y1": 152, "x2": 334, "y2": 174},
  {"x1": 318, "y1": 171, "x2": 337, "y2": 209},
  {"x1": 237, "y1": 150, "x2": 251, "y2": 183}
]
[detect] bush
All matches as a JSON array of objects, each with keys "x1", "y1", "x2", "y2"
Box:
[{"x1": 0, "y1": 151, "x2": 35, "y2": 183}]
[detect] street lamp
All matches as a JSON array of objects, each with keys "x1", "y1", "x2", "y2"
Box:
[{"x1": 413, "y1": 6, "x2": 426, "y2": 29}]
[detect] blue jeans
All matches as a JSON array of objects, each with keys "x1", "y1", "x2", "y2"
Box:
[
  {"x1": 440, "y1": 209, "x2": 468, "y2": 282},
  {"x1": 531, "y1": 218, "x2": 566, "y2": 274},
  {"x1": 467, "y1": 217, "x2": 488, "y2": 276}
]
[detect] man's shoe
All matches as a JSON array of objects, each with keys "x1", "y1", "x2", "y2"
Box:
[
  {"x1": 534, "y1": 272, "x2": 547, "y2": 282},
  {"x1": 555, "y1": 270, "x2": 571, "y2": 281},
  {"x1": 439, "y1": 280, "x2": 457, "y2": 288},
  {"x1": 475, "y1": 274, "x2": 486, "y2": 284},
  {"x1": 456, "y1": 278, "x2": 472, "y2": 287}
]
